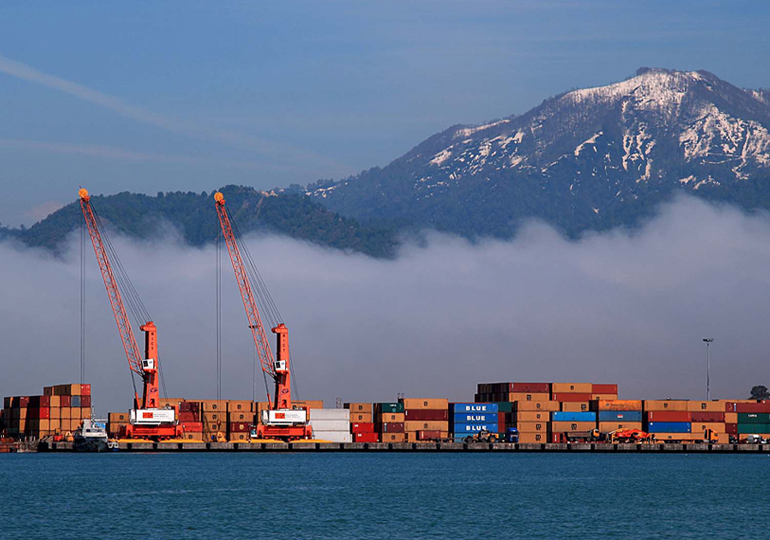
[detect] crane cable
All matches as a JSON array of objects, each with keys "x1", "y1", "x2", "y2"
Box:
[
  {"x1": 80, "y1": 212, "x2": 86, "y2": 385},
  {"x1": 216, "y1": 233, "x2": 222, "y2": 403}
]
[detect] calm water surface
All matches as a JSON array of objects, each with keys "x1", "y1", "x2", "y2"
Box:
[{"x1": 1, "y1": 452, "x2": 768, "y2": 539}]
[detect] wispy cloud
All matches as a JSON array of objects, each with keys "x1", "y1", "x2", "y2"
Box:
[{"x1": 0, "y1": 54, "x2": 348, "y2": 173}]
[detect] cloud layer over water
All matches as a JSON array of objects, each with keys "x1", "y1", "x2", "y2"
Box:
[{"x1": 2, "y1": 196, "x2": 769, "y2": 413}]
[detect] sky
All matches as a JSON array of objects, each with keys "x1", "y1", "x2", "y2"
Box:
[
  {"x1": 1, "y1": 0, "x2": 770, "y2": 226},
  {"x1": 2, "y1": 196, "x2": 770, "y2": 413}
]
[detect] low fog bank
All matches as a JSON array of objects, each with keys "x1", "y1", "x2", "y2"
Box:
[{"x1": 1, "y1": 196, "x2": 769, "y2": 414}]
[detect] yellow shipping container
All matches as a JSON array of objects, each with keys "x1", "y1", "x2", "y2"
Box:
[
  {"x1": 596, "y1": 400, "x2": 643, "y2": 411},
  {"x1": 401, "y1": 398, "x2": 449, "y2": 410},
  {"x1": 552, "y1": 421, "x2": 596, "y2": 432},
  {"x1": 551, "y1": 383, "x2": 592, "y2": 394}
]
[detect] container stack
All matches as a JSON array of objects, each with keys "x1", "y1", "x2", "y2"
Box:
[
  {"x1": 178, "y1": 401, "x2": 203, "y2": 440},
  {"x1": 345, "y1": 403, "x2": 377, "y2": 442},
  {"x1": 687, "y1": 401, "x2": 728, "y2": 443},
  {"x1": 107, "y1": 412, "x2": 130, "y2": 437},
  {"x1": 402, "y1": 398, "x2": 449, "y2": 442},
  {"x1": 726, "y1": 401, "x2": 770, "y2": 442},
  {"x1": 595, "y1": 400, "x2": 643, "y2": 433},
  {"x1": 643, "y1": 400, "x2": 696, "y2": 441},
  {"x1": 450, "y1": 402, "x2": 500, "y2": 441},
  {"x1": 510, "y1": 383, "x2": 555, "y2": 444},
  {"x1": 227, "y1": 400, "x2": 253, "y2": 442},
  {"x1": 374, "y1": 402, "x2": 405, "y2": 443},
  {"x1": 551, "y1": 410, "x2": 597, "y2": 440},
  {"x1": 309, "y1": 408, "x2": 352, "y2": 442},
  {"x1": 2, "y1": 383, "x2": 92, "y2": 439},
  {"x1": 552, "y1": 383, "x2": 594, "y2": 412}
]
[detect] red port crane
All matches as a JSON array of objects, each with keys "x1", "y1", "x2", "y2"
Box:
[
  {"x1": 79, "y1": 188, "x2": 182, "y2": 440},
  {"x1": 214, "y1": 191, "x2": 312, "y2": 440}
]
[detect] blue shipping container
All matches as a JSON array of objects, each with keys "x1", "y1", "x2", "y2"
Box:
[
  {"x1": 647, "y1": 421, "x2": 691, "y2": 433},
  {"x1": 598, "y1": 411, "x2": 642, "y2": 422},
  {"x1": 451, "y1": 403, "x2": 499, "y2": 414},
  {"x1": 71, "y1": 395, "x2": 81, "y2": 408},
  {"x1": 552, "y1": 411, "x2": 596, "y2": 422},
  {"x1": 453, "y1": 423, "x2": 499, "y2": 433},
  {"x1": 452, "y1": 413, "x2": 499, "y2": 424}
]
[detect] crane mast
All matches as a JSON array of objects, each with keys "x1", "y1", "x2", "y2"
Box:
[
  {"x1": 214, "y1": 191, "x2": 310, "y2": 439},
  {"x1": 79, "y1": 188, "x2": 179, "y2": 439}
]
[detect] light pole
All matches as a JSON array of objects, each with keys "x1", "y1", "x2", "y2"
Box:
[{"x1": 703, "y1": 338, "x2": 714, "y2": 400}]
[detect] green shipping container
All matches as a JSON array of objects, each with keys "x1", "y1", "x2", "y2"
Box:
[
  {"x1": 737, "y1": 423, "x2": 770, "y2": 434},
  {"x1": 377, "y1": 402, "x2": 404, "y2": 413},
  {"x1": 738, "y1": 413, "x2": 770, "y2": 424},
  {"x1": 493, "y1": 402, "x2": 514, "y2": 413}
]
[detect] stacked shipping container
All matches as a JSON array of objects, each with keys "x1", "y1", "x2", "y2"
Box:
[
  {"x1": 345, "y1": 403, "x2": 377, "y2": 443},
  {"x1": 374, "y1": 402, "x2": 405, "y2": 443},
  {"x1": 450, "y1": 402, "x2": 500, "y2": 441},
  {"x1": 309, "y1": 408, "x2": 351, "y2": 442},
  {"x1": 402, "y1": 398, "x2": 449, "y2": 442},
  {"x1": 2, "y1": 384, "x2": 92, "y2": 439}
]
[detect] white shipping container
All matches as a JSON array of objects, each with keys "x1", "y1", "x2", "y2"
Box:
[
  {"x1": 309, "y1": 409, "x2": 350, "y2": 421},
  {"x1": 312, "y1": 430, "x2": 353, "y2": 443},
  {"x1": 309, "y1": 419, "x2": 350, "y2": 431}
]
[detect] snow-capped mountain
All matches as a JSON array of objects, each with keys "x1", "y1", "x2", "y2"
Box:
[{"x1": 306, "y1": 68, "x2": 770, "y2": 238}]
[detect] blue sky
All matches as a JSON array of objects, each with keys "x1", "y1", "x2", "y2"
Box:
[{"x1": 1, "y1": 0, "x2": 769, "y2": 226}]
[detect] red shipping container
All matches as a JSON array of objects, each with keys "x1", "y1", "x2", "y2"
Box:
[
  {"x1": 178, "y1": 411, "x2": 198, "y2": 422},
  {"x1": 60, "y1": 396, "x2": 71, "y2": 407},
  {"x1": 736, "y1": 402, "x2": 770, "y2": 413},
  {"x1": 417, "y1": 430, "x2": 442, "y2": 440},
  {"x1": 646, "y1": 411, "x2": 692, "y2": 422},
  {"x1": 229, "y1": 422, "x2": 251, "y2": 433},
  {"x1": 179, "y1": 401, "x2": 201, "y2": 413},
  {"x1": 725, "y1": 423, "x2": 738, "y2": 434},
  {"x1": 182, "y1": 422, "x2": 204, "y2": 433},
  {"x1": 351, "y1": 422, "x2": 374, "y2": 434},
  {"x1": 511, "y1": 383, "x2": 551, "y2": 393},
  {"x1": 81, "y1": 396, "x2": 92, "y2": 408},
  {"x1": 691, "y1": 411, "x2": 725, "y2": 422},
  {"x1": 592, "y1": 384, "x2": 618, "y2": 394},
  {"x1": 17, "y1": 397, "x2": 30, "y2": 408},
  {"x1": 379, "y1": 422, "x2": 404, "y2": 433},
  {"x1": 29, "y1": 396, "x2": 51, "y2": 408},
  {"x1": 81, "y1": 384, "x2": 91, "y2": 396},
  {"x1": 29, "y1": 407, "x2": 50, "y2": 419},
  {"x1": 404, "y1": 409, "x2": 448, "y2": 421},
  {"x1": 353, "y1": 432, "x2": 378, "y2": 443},
  {"x1": 552, "y1": 393, "x2": 593, "y2": 402}
]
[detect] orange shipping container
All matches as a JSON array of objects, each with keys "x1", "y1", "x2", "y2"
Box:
[
  {"x1": 405, "y1": 431, "x2": 448, "y2": 442},
  {"x1": 227, "y1": 401, "x2": 253, "y2": 413},
  {"x1": 229, "y1": 411, "x2": 252, "y2": 422},
  {"x1": 201, "y1": 400, "x2": 227, "y2": 412},
  {"x1": 380, "y1": 433, "x2": 405, "y2": 443},
  {"x1": 508, "y1": 392, "x2": 550, "y2": 402},
  {"x1": 598, "y1": 422, "x2": 643, "y2": 432},
  {"x1": 108, "y1": 412, "x2": 129, "y2": 423},
  {"x1": 515, "y1": 401, "x2": 560, "y2": 412},
  {"x1": 401, "y1": 398, "x2": 448, "y2": 410},
  {"x1": 229, "y1": 432, "x2": 249, "y2": 442},
  {"x1": 686, "y1": 401, "x2": 724, "y2": 412},
  {"x1": 345, "y1": 403, "x2": 373, "y2": 413},
  {"x1": 403, "y1": 421, "x2": 449, "y2": 432},
  {"x1": 560, "y1": 402, "x2": 591, "y2": 412},
  {"x1": 691, "y1": 422, "x2": 726, "y2": 434},
  {"x1": 596, "y1": 400, "x2": 643, "y2": 411},
  {"x1": 516, "y1": 421, "x2": 549, "y2": 433},
  {"x1": 551, "y1": 383, "x2": 592, "y2": 394},
  {"x1": 591, "y1": 394, "x2": 619, "y2": 401},
  {"x1": 376, "y1": 412, "x2": 405, "y2": 423},
  {"x1": 552, "y1": 421, "x2": 596, "y2": 432},
  {"x1": 644, "y1": 400, "x2": 688, "y2": 412},
  {"x1": 50, "y1": 407, "x2": 61, "y2": 420},
  {"x1": 516, "y1": 411, "x2": 551, "y2": 422},
  {"x1": 50, "y1": 395, "x2": 61, "y2": 407},
  {"x1": 518, "y1": 432, "x2": 546, "y2": 444},
  {"x1": 651, "y1": 433, "x2": 701, "y2": 441},
  {"x1": 350, "y1": 412, "x2": 372, "y2": 423},
  {"x1": 50, "y1": 419, "x2": 61, "y2": 431},
  {"x1": 725, "y1": 412, "x2": 738, "y2": 423}
]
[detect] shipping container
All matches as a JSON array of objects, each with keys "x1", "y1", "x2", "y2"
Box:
[
  {"x1": 404, "y1": 409, "x2": 448, "y2": 421},
  {"x1": 725, "y1": 412, "x2": 738, "y2": 423},
  {"x1": 227, "y1": 401, "x2": 252, "y2": 413},
  {"x1": 515, "y1": 400, "x2": 560, "y2": 412},
  {"x1": 508, "y1": 392, "x2": 551, "y2": 402},
  {"x1": 518, "y1": 432, "x2": 546, "y2": 443},
  {"x1": 353, "y1": 432, "x2": 378, "y2": 443},
  {"x1": 375, "y1": 412, "x2": 405, "y2": 423},
  {"x1": 229, "y1": 422, "x2": 251, "y2": 432},
  {"x1": 591, "y1": 384, "x2": 618, "y2": 394},
  {"x1": 691, "y1": 411, "x2": 725, "y2": 422},
  {"x1": 375, "y1": 403, "x2": 405, "y2": 414},
  {"x1": 591, "y1": 394, "x2": 619, "y2": 401},
  {"x1": 181, "y1": 422, "x2": 204, "y2": 432},
  {"x1": 727, "y1": 402, "x2": 770, "y2": 413},
  {"x1": 511, "y1": 383, "x2": 551, "y2": 393},
  {"x1": 690, "y1": 422, "x2": 726, "y2": 434},
  {"x1": 71, "y1": 396, "x2": 81, "y2": 408},
  {"x1": 552, "y1": 383, "x2": 593, "y2": 394},
  {"x1": 738, "y1": 413, "x2": 770, "y2": 424},
  {"x1": 309, "y1": 409, "x2": 350, "y2": 421},
  {"x1": 516, "y1": 421, "x2": 549, "y2": 433},
  {"x1": 378, "y1": 422, "x2": 405, "y2": 433},
  {"x1": 229, "y1": 411, "x2": 251, "y2": 422},
  {"x1": 349, "y1": 412, "x2": 372, "y2": 423},
  {"x1": 312, "y1": 431, "x2": 353, "y2": 443},
  {"x1": 651, "y1": 433, "x2": 701, "y2": 441},
  {"x1": 646, "y1": 411, "x2": 692, "y2": 422},
  {"x1": 229, "y1": 432, "x2": 249, "y2": 442},
  {"x1": 552, "y1": 411, "x2": 596, "y2": 422},
  {"x1": 60, "y1": 396, "x2": 71, "y2": 407},
  {"x1": 81, "y1": 396, "x2": 91, "y2": 408},
  {"x1": 452, "y1": 413, "x2": 499, "y2": 424},
  {"x1": 490, "y1": 402, "x2": 514, "y2": 413},
  {"x1": 401, "y1": 398, "x2": 449, "y2": 410},
  {"x1": 598, "y1": 411, "x2": 642, "y2": 422},
  {"x1": 551, "y1": 421, "x2": 596, "y2": 432},
  {"x1": 451, "y1": 403, "x2": 499, "y2": 414},
  {"x1": 308, "y1": 419, "x2": 350, "y2": 431},
  {"x1": 686, "y1": 401, "x2": 724, "y2": 412},
  {"x1": 516, "y1": 411, "x2": 551, "y2": 422},
  {"x1": 178, "y1": 411, "x2": 198, "y2": 422},
  {"x1": 725, "y1": 423, "x2": 738, "y2": 434},
  {"x1": 345, "y1": 403, "x2": 373, "y2": 414},
  {"x1": 403, "y1": 421, "x2": 449, "y2": 432},
  {"x1": 380, "y1": 433, "x2": 406, "y2": 443},
  {"x1": 416, "y1": 430, "x2": 445, "y2": 441},
  {"x1": 201, "y1": 400, "x2": 226, "y2": 412},
  {"x1": 453, "y1": 423, "x2": 499, "y2": 433},
  {"x1": 81, "y1": 384, "x2": 91, "y2": 396},
  {"x1": 643, "y1": 400, "x2": 689, "y2": 412},
  {"x1": 647, "y1": 421, "x2": 691, "y2": 433},
  {"x1": 551, "y1": 393, "x2": 593, "y2": 402},
  {"x1": 351, "y1": 422, "x2": 375, "y2": 434},
  {"x1": 49, "y1": 395, "x2": 60, "y2": 407},
  {"x1": 560, "y1": 402, "x2": 591, "y2": 412},
  {"x1": 598, "y1": 422, "x2": 643, "y2": 432}
]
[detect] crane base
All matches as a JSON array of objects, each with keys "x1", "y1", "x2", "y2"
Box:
[
  {"x1": 120, "y1": 424, "x2": 184, "y2": 441},
  {"x1": 255, "y1": 425, "x2": 313, "y2": 442}
]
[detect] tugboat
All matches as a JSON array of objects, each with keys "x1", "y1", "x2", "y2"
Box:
[{"x1": 73, "y1": 419, "x2": 117, "y2": 452}]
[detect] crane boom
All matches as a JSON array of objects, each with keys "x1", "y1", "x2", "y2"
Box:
[
  {"x1": 214, "y1": 191, "x2": 293, "y2": 410},
  {"x1": 78, "y1": 188, "x2": 160, "y2": 410}
]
